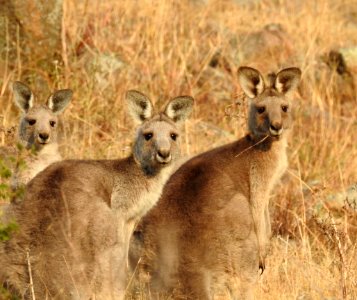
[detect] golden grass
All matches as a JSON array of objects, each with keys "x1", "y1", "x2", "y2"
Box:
[{"x1": 1, "y1": 0, "x2": 357, "y2": 298}]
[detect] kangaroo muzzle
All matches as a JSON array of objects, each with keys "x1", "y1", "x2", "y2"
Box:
[
  {"x1": 269, "y1": 121, "x2": 283, "y2": 136},
  {"x1": 156, "y1": 150, "x2": 172, "y2": 164},
  {"x1": 37, "y1": 132, "x2": 50, "y2": 144}
]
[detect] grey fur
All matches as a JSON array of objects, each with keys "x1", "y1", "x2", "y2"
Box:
[{"x1": 11, "y1": 82, "x2": 72, "y2": 187}]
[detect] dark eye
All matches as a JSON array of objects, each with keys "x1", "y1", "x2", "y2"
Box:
[
  {"x1": 28, "y1": 119, "x2": 36, "y2": 125},
  {"x1": 257, "y1": 107, "x2": 266, "y2": 114},
  {"x1": 171, "y1": 133, "x2": 177, "y2": 141},
  {"x1": 281, "y1": 105, "x2": 288, "y2": 113},
  {"x1": 144, "y1": 133, "x2": 153, "y2": 141},
  {"x1": 50, "y1": 121, "x2": 56, "y2": 127}
]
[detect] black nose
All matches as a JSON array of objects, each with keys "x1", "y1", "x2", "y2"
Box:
[
  {"x1": 39, "y1": 133, "x2": 49, "y2": 140},
  {"x1": 157, "y1": 150, "x2": 170, "y2": 159},
  {"x1": 270, "y1": 123, "x2": 282, "y2": 131}
]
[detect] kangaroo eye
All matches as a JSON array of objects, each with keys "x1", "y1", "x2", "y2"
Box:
[
  {"x1": 257, "y1": 107, "x2": 266, "y2": 114},
  {"x1": 50, "y1": 121, "x2": 56, "y2": 127},
  {"x1": 170, "y1": 133, "x2": 177, "y2": 141},
  {"x1": 28, "y1": 119, "x2": 36, "y2": 125},
  {"x1": 281, "y1": 105, "x2": 288, "y2": 113},
  {"x1": 144, "y1": 133, "x2": 153, "y2": 141}
]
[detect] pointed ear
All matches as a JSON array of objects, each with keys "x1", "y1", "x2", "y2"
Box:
[
  {"x1": 126, "y1": 90, "x2": 154, "y2": 124},
  {"x1": 164, "y1": 96, "x2": 194, "y2": 123},
  {"x1": 13, "y1": 81, "x2": 34, "y2": 112},
  {"x1": 47, "y1": 89, "x2": 73, "y2": 115},
  {"x1": 237, "y1": 67, "x2": 265, "y2": 99},
  {"x1": 274, "y1": 67, "x2": 302, "y2": 94}
]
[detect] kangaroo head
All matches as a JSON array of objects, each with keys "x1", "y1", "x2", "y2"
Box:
[
  {"x1": 13, "y1": 81, "x2": 73, "y2": 151},
  {"x1": 238, "y1": 66, "x2": 301, "y2": 139},
  {"x1": 126, "y1": 90, "x2": 194, "y2": 175}
]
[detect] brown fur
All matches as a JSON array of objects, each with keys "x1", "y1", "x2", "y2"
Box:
[
  {"x1": 0, "y1": 90, "x2": 193, "y2": 299},
  {"x1": 132, "y1": 67, "x2": 301, "y2": 299}
]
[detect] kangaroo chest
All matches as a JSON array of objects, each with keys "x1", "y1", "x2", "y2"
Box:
[
  {"x1": 111, "y1": 165, "x2": 173, "y2": 222},
  {"x1": 249, "y1": 144, "x2": 288, "y2": 197},
  {"x1": 21, "y1": 150, "x2": 62, "y2": 184}
]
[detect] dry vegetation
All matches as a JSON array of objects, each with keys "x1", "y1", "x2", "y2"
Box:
[{"x1": 1, "y1": 0, "x2": 357, "y2": 299}]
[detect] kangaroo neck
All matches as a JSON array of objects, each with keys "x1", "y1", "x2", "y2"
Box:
[
  {"x1": 129, "y1": 152, "x2": 175, "y2": 182},
  {"x1": 35, "y1": 143, "x2": 61, "y2": 158},
  {"x1": 244, "y1": 133, "x2": 288, "y2": 185},
  {"x1": 227, "y1": 133, "x2": 288, "y2": 180},
  {"x1": 112, "y1": 154, "x2": 177, "y2": 221},
  {"x1": 246, "y1": 133, "x2": 287, "y2": 153}
]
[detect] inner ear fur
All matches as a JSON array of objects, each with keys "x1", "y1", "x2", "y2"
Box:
[
  {"x1": 237, "y1": 67, "x2": 265, "y2": 99},
  {"x1": 13, "y1": 81, "x2": 34, "y2": 112},
  {"x1": 47, "y1": 89, "x2": 73, "y2": 115},
  {"x1": 126, "y1": 90, "x2": 154, "y2": 124},
  {"x1": 274, "y1": 67, "x2": 302, "y2": 94},
  {"x1": 164, "y1": 96, "x2": 194, "y2": 123}
]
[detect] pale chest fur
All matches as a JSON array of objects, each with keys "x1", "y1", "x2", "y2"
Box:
[
  {"x1": 111, "y1": 165, "x2": 174, "y2": 223},
  {"x1": 250, "y1": 139, "x2": 288, "y2": 199},
  {"x1": 18, "y1": 144, "x2": 62, "y2": 185}
]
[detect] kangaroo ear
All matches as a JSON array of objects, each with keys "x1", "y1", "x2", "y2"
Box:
[
  {"x1": 126, "y1": 90, "x2": 154, "y2": 124},
  {"x1": 164, "y1": 96, "x2": 194, "y2": 123},
  {"x1": 47, "y1": 89, "x2": 73, "y2": 115},
  {"x1": 13, "y1": 81, "x2": 34, "y2": 112},
  {"x1": 274, "y1": 67, "x2": 302, "y2": 94},
  {"x1": 237, "y1": 67, "x2": 265, "y2": 99}
]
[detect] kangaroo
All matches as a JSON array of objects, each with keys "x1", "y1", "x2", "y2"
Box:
[
  {"x1": 133, "y1": 67, "x2": 301, "y2": 299},
  {"x1": 0, "y1": 81, "x2": 73, "y2": 188},
  {"x1": 0, "y1": 90, "x2": 193, "y2": 299}
]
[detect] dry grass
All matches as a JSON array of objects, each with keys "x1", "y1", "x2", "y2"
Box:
[{"x1": 1, "y1": 0, "x2": 357, "y2": 299}]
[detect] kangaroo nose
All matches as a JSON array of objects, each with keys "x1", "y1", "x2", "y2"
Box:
[
  {"x1": 157, "y1": 149, "x2": 170, "y2": 159},
  {"x1": 39, "y1": 133, "x2": 49, "y2": 141},
  {"x1": 270, "y1": 122, "x2": 282, "y2": 131}
]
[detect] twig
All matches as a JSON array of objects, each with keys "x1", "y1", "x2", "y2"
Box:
[
  {"x1": 125, "y1": 257, "x2": 142, "y2": 295},
  {"x1": 26, "y1": 249, "x2": 36, "y2": 300},
  {"x1": 62, "y1": 255, "x2": 80, "y2": 298},
  {"x1": 61, "y1": 0, "x2": 70, "y2": 86},
  {"x1": 330, "y1": 215, "x2": 348, "y2": 299},
  {"x1": 235, "y1": 135, "x2": 269, "y2": 158}
]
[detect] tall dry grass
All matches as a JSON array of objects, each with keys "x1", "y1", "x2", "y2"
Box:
[{"x1": 0, "y1": 0, "x2": 356, "y2": 299}]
